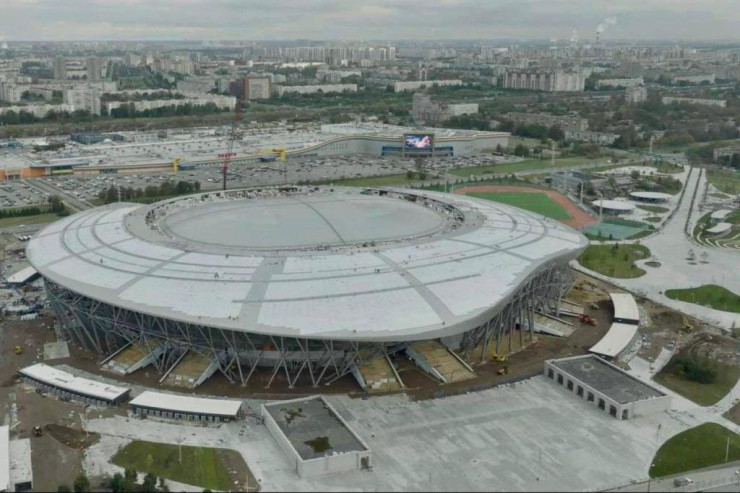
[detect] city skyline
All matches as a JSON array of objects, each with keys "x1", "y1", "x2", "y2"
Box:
[{"x1": 1, "y1": 0, "x2": 740, "y2": 42}]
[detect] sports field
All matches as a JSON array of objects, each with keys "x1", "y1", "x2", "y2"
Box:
[
  {"x1": 467, "y1": 191, "x2": 571, "y2": 220},
  {"x1": 456, "y1": 185, "x2": 598, "y2": 229}
]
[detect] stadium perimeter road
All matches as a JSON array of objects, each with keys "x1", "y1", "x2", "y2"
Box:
[
  {"x1": 83, "y1": 376, "x2": 706, "y2": 492},
  {"x1": 607, "y1": 462, "x2": 740, "y2": 492}
]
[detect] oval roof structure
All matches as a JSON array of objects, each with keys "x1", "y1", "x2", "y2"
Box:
[
  {"x1": 28, "y1": 186, "x2": 588, "y2": 342},
  {"x1": 629, "y1": 191, "x2": 673, "y2": 201},
  {"x1": 592, "y1": 199, "x2": 636, "y2": 212}
]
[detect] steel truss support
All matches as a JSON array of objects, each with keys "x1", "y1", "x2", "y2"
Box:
[{"x1": 41, "y1": 262, "x2": 575, "y2": 388}]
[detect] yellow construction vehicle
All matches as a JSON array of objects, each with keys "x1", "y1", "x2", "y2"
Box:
[
  {"x1": 172, "y1": 157, "x2": 181, "y2": 172},
  {"x1": 497, "y1": 366, "x2": 510, "y2": 376},
  {"x1": 14, "y1": 345, "x2": 23, "y2": 355},
  {"x1": 683, "y1": 316, "x2": 693, "y2": 332},
  {"x1": 258, "y1": 148, "x2": 287, "y2": 162}
]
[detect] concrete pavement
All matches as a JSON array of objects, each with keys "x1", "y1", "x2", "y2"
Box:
[{"x1": 574, "y1": 166, "x2": 740, "y2": 329}]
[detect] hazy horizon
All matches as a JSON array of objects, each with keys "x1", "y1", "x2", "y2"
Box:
[{"x1": 1, "y1": 0, "x2": 739, "y2": 43}]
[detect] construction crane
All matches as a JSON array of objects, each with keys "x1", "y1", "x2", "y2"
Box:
[{"x1": 218, "y1": 99, "x2": 243, "y2": 191}]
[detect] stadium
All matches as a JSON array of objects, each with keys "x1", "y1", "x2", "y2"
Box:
[{"x1": 27, "y1": 186, "x2": 588, "y2": 390}]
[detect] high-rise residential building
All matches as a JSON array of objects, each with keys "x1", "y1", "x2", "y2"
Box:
[
  {"x1": 243, "y1": 76, "x2": 272, "y2": 100},
  {"x1": 63, "y1": 87, "x2": 102, "y2": 115},
  {"x1": 503, "y1": 69, "x2": 585, "y2": 92},
  {"x1": 53, "y1": 57, "x2": 67, "y2": 80},
  {"x1": 625, "y1": 85, "x2": 648, "y2": 105},
  {"x1": 86, "y1": 57, "x2": 105, "y2": 81}
]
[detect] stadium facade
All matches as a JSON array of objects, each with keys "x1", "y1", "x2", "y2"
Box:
[{"x1": 28, "y1": 186, "x2": 587, "y2": 388}]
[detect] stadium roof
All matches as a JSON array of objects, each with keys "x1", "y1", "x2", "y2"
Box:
[
  {"x1": 130, "y1": 391, "x2": 242, "y2": 417},
  {"x1": 27, "y1": 187, "x2": 587, "y2": 342},
  {"x1": 19, "y1": 363, "x2": 130, "y2": 402}
]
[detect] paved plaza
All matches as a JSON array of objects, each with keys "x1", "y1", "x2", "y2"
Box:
[{"x1": 84, "y1": 376, "x2": 710, "y2": 492}]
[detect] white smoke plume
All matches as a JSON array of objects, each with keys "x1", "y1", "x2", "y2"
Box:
[{"x1": 596, "y1": 17, "x2": 617, "y2": 33}]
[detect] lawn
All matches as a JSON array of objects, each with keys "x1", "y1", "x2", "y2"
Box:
[
  {"x1": 707, "y1": 169, "x2": 740, "y2": 195},
  {"x1": 636, "y1": 205, "x2": 669, "y2": 214},
  {"x1": 654, "y1": 350, "x2": 740, "y2": 406},
  {"x1": 467, "y1": 191, "x2": 572, "y2": 220},
  {"x1": 112, "y1": 440, "x2": 255, "y2": 491},
  {"x1": 665, "y1": 284, "x2": 740, "y2": 313},
  {"x1": 649, "y1": 423, "x2": 740, "y2": 477},
  {"x1": 577, "y1": 244, "x2": 650, "y2": 278},
  {"x1": 0, "y1": 212, "x2": 61, "y2": 228},
  {"x1": 328, "y1": 173, "x2": 409, "y2": 187},
  {"x1": 448, "y1": 156, "x2": 611, "y2": 177}
]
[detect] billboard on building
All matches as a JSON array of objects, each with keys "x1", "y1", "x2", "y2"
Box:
[{"x1": 403, "y1": 134, "x2": 434, "y2": 149}]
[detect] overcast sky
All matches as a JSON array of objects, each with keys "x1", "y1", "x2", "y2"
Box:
[{"x1": 1, "y1": 0, "x2": 739, "y2": 42}]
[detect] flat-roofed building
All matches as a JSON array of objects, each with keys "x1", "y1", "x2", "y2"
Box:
[
  {"x1": 661, "y1": 96, "x2": 726, "y2": 108},
  {"x1": 19, "y1": 363, "x2": 130, "y2": 406},
  {"x1": 545, "y1": 355, "x2": 671, "y2": 419},
  {"x1": 262, "y1": 396, "x2": 372, "y2": 476},
  {"x1": 243, "y1": 76, "x2": 271, "y2": 100},
  {"x1": 129, "y1": 391, "x2": 242, "y2": 422}
]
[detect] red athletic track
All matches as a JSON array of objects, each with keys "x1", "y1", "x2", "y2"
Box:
[{"x1": 455, "y1": 186, "x2": 598, "y2": 229}]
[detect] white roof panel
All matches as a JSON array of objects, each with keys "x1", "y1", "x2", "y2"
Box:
[
  {"x1": 589, "y1": 323, "x2": 639, "y2": 358},
  {"x1": 130, "y1": 391, "x2": 242, "y2": 417},
  {"x1": 27, "y1": 188, "x2": 588, "y2": 341},
  {"x1": 609, "y1": 293, "x2": 640, "y2": 323},
  {"x1": 19, "y1": 363, "x2": 129, "y2": 401},
  {"x1": 706, "y1": 222, "x2": 732, "y2": 234},
  {"x1": 0, "y1": 425, "x2": 9, "y2": 493},
  {"x1": 6, "y1": 266, "x2": 37, "y2": 284}
]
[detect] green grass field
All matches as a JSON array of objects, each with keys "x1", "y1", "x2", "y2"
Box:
[
  {"x1": 467, "y1": 191, "x2": 572, "y2": 220},
  {"x1": 665, "y1": 284, "x2": 740, "y2": 313},
  {"x1": 654, "y1": 355, "x2": 740, "y2": 406},
  {"x1": 577, "y1": 244, "x2": 650, "y2": 278},
  {"x1": 112, "y1": 441, "x2": 254, "y2": 491},
  {"x1": 328, "y1": 173, "x2": 409, "y2": 187},
  {"x1": 707, "y1": 169, "x2": 740, "y2": 195},
  {"x1": 0, "y1": 213, "x2": 61, "y2": 228},
  {"x1": 649, "y1": 423, "x2": 740, "y2": 477},
  {"x1": 636, "y1": 205, "x2": 669, "y2": 214},
  {"x1": 448, "y1": 156, "x2": 610, "y2": 177}
]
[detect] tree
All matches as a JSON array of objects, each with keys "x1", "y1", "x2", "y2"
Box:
[
  {"x1": 124, "y1": 467, "x2": 138, "y2": 486},
  {"x1": 406, "y1": 170, "x2": 415, "y2": 182},
  {"x1": 73, "y1": 473, "x2": 90, "y2": 493},
  {"x1": 142, "y1": 473, "x2": 157, "y2": 492},
  {"x1": 513, "y1": 144, "x2": 530, "y2": 157},
  {"x1": 110, "y1": 473, "x2": 125, "y2": 493}
]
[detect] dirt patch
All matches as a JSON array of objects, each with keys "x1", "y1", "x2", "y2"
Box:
[
  {"x1": 724, "y1": 401, "x2": 740, "y2": 425},
  {"x1": 454, "y1": 185, "x2": 599, "y2": 229},
  {"x1": 217, "y1": 448, "x2": 260, "y2": 492},
  {"x1": 44, "y1": 424, "x2": 101, "y2": 450}
]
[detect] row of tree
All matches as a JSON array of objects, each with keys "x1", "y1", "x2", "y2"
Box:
[
  {"x1": 0, "y1": 195, "x2": 67, "y2": 219},
  {"x1": 97, "y1": 180, "x2": 201, "y2": 204},
  {"x1": 58, "y1": 468, "x2": 169, "y2": 493}
]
